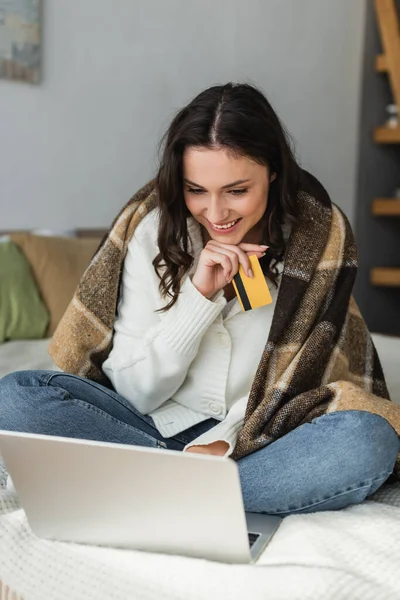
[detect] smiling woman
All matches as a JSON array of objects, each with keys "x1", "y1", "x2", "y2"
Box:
[
  {"x1": 183, "y1": 149, "x2": 272, "y2": 242},
  {"x1": 1, "y1": 82, "x2": 400, "y2": 519},
  {"x1": 154, "y1": 83, "x2": 300, "y2": 310},
  {"x1": 182, "y1": 148, "x2": 273, "y2": 298}
]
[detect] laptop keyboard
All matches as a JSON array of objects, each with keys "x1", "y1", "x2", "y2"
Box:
[{"x1": 248, "y1": 532, "x2": 260, "y2": 548}]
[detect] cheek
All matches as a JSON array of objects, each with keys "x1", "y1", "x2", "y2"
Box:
[
  {"x1": 185, "y1": 196, "x2": 207, "y2": 218},
  {"x1": 184, "y1": 195, "x2": 196, "y2": 215},
  {"x1": 241, "y1": 194, "x2": 268, "y2": 218}
]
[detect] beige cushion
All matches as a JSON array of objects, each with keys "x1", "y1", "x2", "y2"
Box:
[{"x1": 10, "y1": 233, "x2": 102, "y2": 336}]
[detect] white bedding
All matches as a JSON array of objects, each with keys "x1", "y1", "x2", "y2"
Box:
[
  {"x1": 0, "y1": 338, "x2": 57, "y2": 379},
  {"x1": 0, "y1": 333, "x2": 399, "y2": 600}
]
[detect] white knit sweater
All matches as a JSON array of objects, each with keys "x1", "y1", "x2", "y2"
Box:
[{"x1": 102, "y1": 209, "x2": 281, "y2": 454}]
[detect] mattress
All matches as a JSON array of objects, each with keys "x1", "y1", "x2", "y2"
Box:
[
  {"x1": 0, "y1": 334, "x2": 399, "y2": 600},
  {"x1": 0, "y1": 338, "x2": 57, "y2": 379}
]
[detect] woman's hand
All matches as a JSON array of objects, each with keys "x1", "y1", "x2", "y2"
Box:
[
  {"x1": 184, "y1": 440, "x2": 230, "y2": 456},
  {"x1": 191, "y1": 241, "x2": 268, "y2": 299}
]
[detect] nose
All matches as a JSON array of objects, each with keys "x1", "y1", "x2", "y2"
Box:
[{"x1": 205, "y1": 195, "x2": 229, "y2": 224}]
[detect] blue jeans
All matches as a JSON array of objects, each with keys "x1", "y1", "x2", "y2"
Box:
[{"x1": 0, "y1": 370, "x2": 398, "y2": 516}]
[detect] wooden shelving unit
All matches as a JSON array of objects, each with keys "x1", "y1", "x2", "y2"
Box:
[
  {"x1": 371, "y1": 0, "x2": 400, "y2": 288},
  {"x1": 371, "y1": 268, "x2": 400, "y2": 286},
  {"x1": 373, "y1": 126, "x2": 400, "y2": 142},
  {"x1": 376, "y1": 53, "x2": 388, "y2": 71},
  {"x1": 372, "y1": 198, "x2": 400, "y2": 215}
]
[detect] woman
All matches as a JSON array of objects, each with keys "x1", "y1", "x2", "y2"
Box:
[{"x1": 1, "y1": 83, "x2": 399, "y2": 516}]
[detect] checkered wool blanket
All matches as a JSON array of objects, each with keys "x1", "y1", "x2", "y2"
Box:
[{"x1": 49, "y1": 173, "x2": 400, "y2": 477}]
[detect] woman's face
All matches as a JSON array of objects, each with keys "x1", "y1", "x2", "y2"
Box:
[{"x1": 183, "y1": 147, "x2": 273, "y2": 245}]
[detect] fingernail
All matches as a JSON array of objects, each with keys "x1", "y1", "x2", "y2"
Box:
[
  {"x1": 261, "y1": 252, "x2": 266, "y2": 257},
  {"x1": 260, "y1": 245, "x2": 269, "y2": 249},
  {"x1": 248, "y1": 269, "x2": 254, "y2": 278}
]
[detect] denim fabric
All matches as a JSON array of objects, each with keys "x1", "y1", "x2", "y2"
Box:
[
  {"x1": 0, "y1": 370, "x2": 218, "y2": 450},
  {"x1": 237, "y1": 410, "x2": 399, "y2": 515},
  {"x1": 0, "y1": 370, "x2": 398, "y2": 516}
]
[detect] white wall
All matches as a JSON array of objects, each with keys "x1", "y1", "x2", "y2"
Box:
[
  {"x1": 0, "y1": 0, "x2": 366, "y2": 229},
  {"x1": 235, "y1": 0, "x2": 367, "y2": 221}
]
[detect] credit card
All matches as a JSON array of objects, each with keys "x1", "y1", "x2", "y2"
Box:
[{"x1": 232, "y1": 254, "x2": 273, "y2": 311}]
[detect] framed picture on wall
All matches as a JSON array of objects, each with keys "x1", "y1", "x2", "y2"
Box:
[{"x1": 0, "y1": 0, "x2": 42, "y2": 84}]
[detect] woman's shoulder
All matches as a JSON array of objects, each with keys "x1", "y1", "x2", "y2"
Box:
[
  {"x1": 124, "y1": 207, "x2": 161, "y2": 268},
  {"x1": 299, "y1": 169, "x2": 351, "y2": 224},
  {"x1": 299, "y1": 169, "x2": 332, "y2": 210},
  {"x1": 132, "y1": 207, "x2": 161, "y2": 243},
  {"x1": 127, "y1": 207, "x2": 160, "y2": 252}
]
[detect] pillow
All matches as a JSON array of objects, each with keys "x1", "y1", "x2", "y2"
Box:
[
  {"x1": 10, "y1": 233, "x2": 102, "y2": 336},
  {"x1": 0, "y1": 240, "x2": 49, "y2": 342}
]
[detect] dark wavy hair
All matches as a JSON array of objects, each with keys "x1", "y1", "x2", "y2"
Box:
[{"x1": 154, "y1": 82, "x2": 302, "y2": 310}]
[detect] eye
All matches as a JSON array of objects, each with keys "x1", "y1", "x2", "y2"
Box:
[
  {"x1": 187, "y1": 188, "x2": 205, "y2": 195},
  {"x1": 229, "y1": 189, "x2": 248, "y2": 196}
]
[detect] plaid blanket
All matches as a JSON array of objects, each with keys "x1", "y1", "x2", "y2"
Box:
[{"x1": 49, "y1": 174, "x2": 400, "y2": 477}]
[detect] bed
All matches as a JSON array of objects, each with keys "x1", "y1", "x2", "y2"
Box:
[{"x1": 0, "y1": 333, "x2": 399, "y2": 600}]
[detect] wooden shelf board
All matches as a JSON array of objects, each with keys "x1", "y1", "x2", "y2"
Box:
[
  {"x1": 375, "y1": 0, "x2": 400, "y2": 108},
  {"x1": 376, "y1": 54, "x2": 388, "y2": 71},
  {"x1": 374, "y1": 126, "x2": 400, "y2": 143},
  {"x1": 372, "y1": 198, "x2": 400, "y2": 215},
  {"x1": 371, "y1": 268, "x2": 400, "y2": 287}
]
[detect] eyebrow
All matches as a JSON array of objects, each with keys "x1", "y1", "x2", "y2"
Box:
[{"x1": 184, "y1": 178, "x2": 251, "y2": 190}]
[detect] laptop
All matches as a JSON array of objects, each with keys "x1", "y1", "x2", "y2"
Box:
[{"x1": 0, "y1": 430, "x2": 282, "y2": 563}]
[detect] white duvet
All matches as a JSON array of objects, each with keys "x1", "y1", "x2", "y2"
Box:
[
  {"x1": 0, "y1": 334, "x2": 399, "y2": 600},
  {"x1": 0, "y1": 473, "x2": 399, "y2": 600}
]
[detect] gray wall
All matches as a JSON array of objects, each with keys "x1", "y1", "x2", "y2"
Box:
[
  {"x1": 354, "y1": 0, "x2": 400, "y2": 335},
  {"x1": 1, "y1": 0, "x2": 366, "y2": 230}
]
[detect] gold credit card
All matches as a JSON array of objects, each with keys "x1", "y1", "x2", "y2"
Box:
[{"x1": 232, "y1": 254, "x2": 273, "y2": 311}]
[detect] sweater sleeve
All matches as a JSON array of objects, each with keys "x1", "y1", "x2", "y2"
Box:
[
  {"x1": 102, "y1": 234, "x2": 226, "y2": 414},
  {"x1": 183, "y1": 395, "x2": 248, "y2": 457}
]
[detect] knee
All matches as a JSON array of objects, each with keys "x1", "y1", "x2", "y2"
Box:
[
  {"x1": 0, "y1": 370, "x2": 40, "y2": 391},
  {"x1": 362, "y1": 412, "x2": 399, "y2": 472},
  {"x1": 0, "y1": 370, "x2": 24, "y2": 394},
  {"x1": 0, "y1": 370, "x2": 51, "y2": 430},
  {"x1": 326, "y1": 410, "x2": 399, "y2": 476},
  {"x1": 0, "y1": 370, "x2": 51, "y2": 404}
]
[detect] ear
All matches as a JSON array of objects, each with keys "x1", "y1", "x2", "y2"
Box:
[{"x1": 270, "y1": 172, "x2": 277, "y2": 183}]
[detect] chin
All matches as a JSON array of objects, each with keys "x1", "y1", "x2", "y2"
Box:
[{"x1": 211, "y1": 232, "x2": 243, "y2": 244}]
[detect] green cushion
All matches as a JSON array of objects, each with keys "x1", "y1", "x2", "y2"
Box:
[{"x1": 0, "y1": 240, "x2": 49, "y2": 342}]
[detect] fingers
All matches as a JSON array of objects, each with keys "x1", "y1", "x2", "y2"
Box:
[
  {"x1": 238, "y1": 243, "x2": 269, "y2": 252},
  {"x1": 212, "y1": 242, "x2": 268, "y2": 253},
  {"x1": 203, "y1": 250, "x2": 236, "y2": 280},
  {"x1": 208, "y1": 243, "x2": 248, "y2": 278},
  {"x1": 184, "y1": 446, "x2": 208, "y2": 454},
  {"x1": 184, "y1": 442, "x2": 229, "y2": 456},
  {"x1": 206, "y1": 241, "x2": 261, "y2": 278},
  {"x1": 205, "y1": 245, "x2": 239, "y2": 279}
]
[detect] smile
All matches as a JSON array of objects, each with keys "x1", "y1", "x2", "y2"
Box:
[{"x1": 209, "y1": 218, "x2": 242, "y2": 232}]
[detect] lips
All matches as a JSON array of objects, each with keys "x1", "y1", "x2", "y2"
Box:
[
  {"x1": 208, "y1": 218, "x2": 242, "y2": 233},
  {"x1": 212, "y1": 219, "x2": 240, "y2": 229}
]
